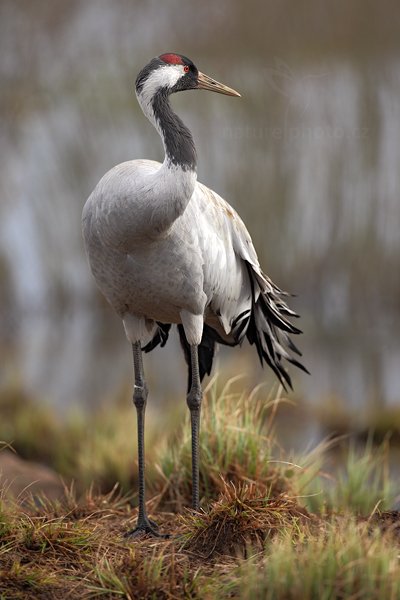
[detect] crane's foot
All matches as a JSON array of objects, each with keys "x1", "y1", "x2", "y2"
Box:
[{"x1": 124, "y1": 516, "x2": 170, "y2": 539}]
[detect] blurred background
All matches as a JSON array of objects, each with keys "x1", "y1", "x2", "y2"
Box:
[{"x1": 1, "y1": 0, "x2": 400, "y2": 453}]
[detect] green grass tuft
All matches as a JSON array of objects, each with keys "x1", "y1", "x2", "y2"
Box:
[
  {"x1": 293, "y1": 438, "x2": 396, "y2": 515},
  {"x1": 327, "y1": 439, "x2": 396, "y2": 514},
  {"x1": 158, "y1": 377, "x2": 290, "y2": 511},
  {"x1": 216, "y1": 518, "x2": 400, "y2": 600}
]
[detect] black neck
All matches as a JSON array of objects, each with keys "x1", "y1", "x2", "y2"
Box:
[{"x1": 152, "y1": 90, "x2": 197, "y2": 172}]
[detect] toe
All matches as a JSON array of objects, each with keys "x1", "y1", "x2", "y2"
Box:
[{"x1": 123, "y1": 520, "x2": 169, "y2": 540}]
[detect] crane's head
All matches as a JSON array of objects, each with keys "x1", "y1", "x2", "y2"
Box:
[{"x1": 135, "y1": 53, "x2": 241, "y2": 100}]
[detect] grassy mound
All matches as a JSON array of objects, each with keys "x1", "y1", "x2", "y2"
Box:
[
  {"x1": 182, "y1": 480, "x2": 314, "y2": 558},
  {"x1": 1, "y1": 377, "x2": 400, "y2": 598},
  {"x1": 1, "y1": 488, "x2": 400, "y2": 599}
]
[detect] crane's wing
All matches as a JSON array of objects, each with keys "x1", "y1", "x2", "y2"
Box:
[
  {"x1": 191, "y1": 183, "x2": 308, "y2": 390},
  {"x1": 143, "y1": 180, "x2": 307, "y2": 391}
]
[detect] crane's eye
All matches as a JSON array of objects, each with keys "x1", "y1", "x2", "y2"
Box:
[{"x1": 183, "y1": 65, "x2": 190, "y2": 73}]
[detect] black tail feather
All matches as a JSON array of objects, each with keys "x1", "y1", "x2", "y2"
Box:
[
  {"x1": 244, "y1": 262, "x2": 308, "y2": 390},
  {"x1": 178, "y1": 323, "x2": 216, "y2": 392},
  {"x1": 287, "y1": 356, "x2": 311, "y2": 375},
  {"x1": 142, "y1": 322, "x2": 171, "y2": 353},
  {"x1": 286, "y1": 336, "x2": 303, "y2": 356},
  {"x1": 259, "y1": 293, "x2": 302, "y2": 335}
]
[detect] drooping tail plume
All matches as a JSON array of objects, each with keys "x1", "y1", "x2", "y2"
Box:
[{"x1": 245, "y1": 262, "x2": 309, "y2": 390}]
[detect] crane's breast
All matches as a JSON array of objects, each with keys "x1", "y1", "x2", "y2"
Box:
[{"x1": 83, "y1": 195, "x2": 207, "y2": 322}]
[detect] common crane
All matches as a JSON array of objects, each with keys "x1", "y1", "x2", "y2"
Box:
[{"x1": 82, "y1": 53, "x2": 307, "y2": 538}]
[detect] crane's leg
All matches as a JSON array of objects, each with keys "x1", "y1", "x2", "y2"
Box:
[
  {"x1": 125, "y1": 342, "x2": 167, "y2": 539},
  {"x1": 187, "y1": 344, "x2": 203, "y2": 511}
]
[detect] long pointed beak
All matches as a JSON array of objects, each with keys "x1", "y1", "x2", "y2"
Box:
[{"x1": 196, "y1": 71, "x2": 241, "y2": 97}]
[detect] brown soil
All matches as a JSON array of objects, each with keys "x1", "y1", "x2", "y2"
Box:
[
  {"x1": 369, "y1": 510, "x2": 400, "y2": 540},
  {"x1": 0, "y1": 450, "x2": 66, "y2": 502}
]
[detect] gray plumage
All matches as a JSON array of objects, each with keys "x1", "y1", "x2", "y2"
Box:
[{"x1": 82, "y1": 53, "x2": 306, "y2": 537}]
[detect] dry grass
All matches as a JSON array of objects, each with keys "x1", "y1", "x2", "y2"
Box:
[
  {"x1": 1, "y1": 378, "x2": 400, "y2": 598},
  {"x1": 181, "y1": 479, "x2": 315, "y2": 558},
  {"x1": 0, "y1": 487, "x2": 185, "y2": 599},
  {"x1": 1, "y1": 485, "x2": 400, "y2": 599},
  {"x1": 0, "y1": 481, "x2": 317, "y2": 599}
]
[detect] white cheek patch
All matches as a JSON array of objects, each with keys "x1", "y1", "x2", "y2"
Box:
[
  {"x1": 155, "y1": 64, "x2": 185, "y2": 88},
  {"x1": 140, "y1": 65, "x2": 184, "y2": 101},
  {"x1": 136, "y1": 64, "x2": 186, "y2": 131}
]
